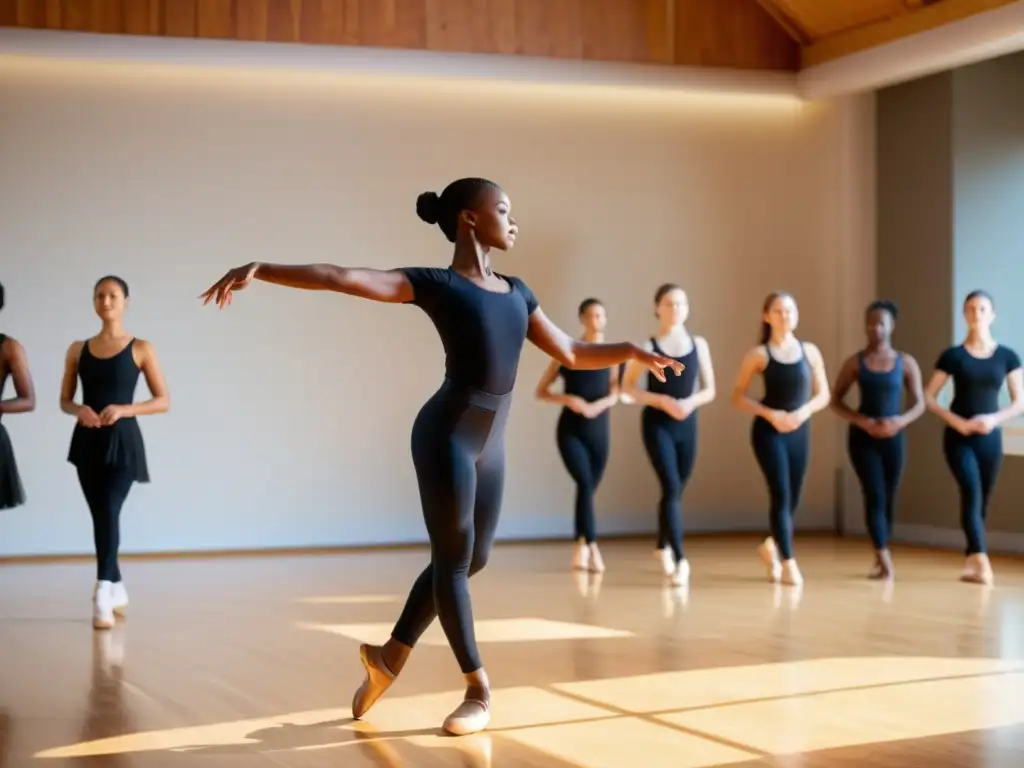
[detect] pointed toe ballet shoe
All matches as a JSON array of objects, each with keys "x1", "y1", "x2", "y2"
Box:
[
  {"x1": 443, "y1": 698, "x2": 490, "y2": 736},
  {"x1": 351, "y1": 644, "x2": 396, "y2": 719}
]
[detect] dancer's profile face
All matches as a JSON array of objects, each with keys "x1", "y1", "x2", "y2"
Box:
[
  {"x1": 764, "y1": 294, "x2": 798, "y2": 335},
  {"x1": 657, "y1": 288, "x2": 689, "y2": 327},
  {"x1": 865, "y1": 308, "x2": 892, "y2": 345},
  {"x1": 464, "y1": 186, "x2": 518, "y2": 251},
  {"x1": 580, "y1": 302, "x2": 606, "y2": 334},
  {"x1": 94, "y1": 280, "x2": 128, "y2": 321},
  {"x1": 964, "y1": 294, "x2": 994, "y2": 331}
]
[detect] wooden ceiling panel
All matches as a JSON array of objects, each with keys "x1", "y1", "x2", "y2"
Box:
[
  {"x1": 0, "y1": 1, "x2": 1010, "y2": 73},
  {"x1": 0, "y1": 0, "x2": 798, "y2": 70},
  {"x1": 772, "y1": 0, "x2": 910, "y2": 40}
]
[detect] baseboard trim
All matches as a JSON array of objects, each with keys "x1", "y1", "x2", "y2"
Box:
[
  {"x1": 0, "y1": 527, "x2": 840, "y2": 566},
  {"x1": 891, "y1": 523, "x2": 1024, "y2": 556}
]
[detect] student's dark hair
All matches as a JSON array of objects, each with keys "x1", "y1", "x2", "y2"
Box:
[
  {"x1": 866, "y1": 299, "x2": 898, "y2": 320},
  {"x1": 964, "y1": 289, "x2": 994, "y2": 309},
  {"x1": 577, "y1": 297, "x2": 602, "y2": 317},
  {"x1": 416, "y1": 177, "x2": 501, "y2": 243},
  {"x1": 760, "y1": 290, "x2": 794, "y2": 345},
  {"x1": 94, "y1": 275, "x2": 130, "y2": 298},
  {"x1": 0, "y1": 281, "x2": 4, "y2": 313},
  {"x1": 654, "y1": 283, "x2": 683, "y2": 305}
]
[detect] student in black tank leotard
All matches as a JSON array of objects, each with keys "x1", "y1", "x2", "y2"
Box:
[
  {"x1": 924, "y1": 290, "x2": 1023, "y2": 586},
  {"x1": 199, "y1": 177, "x2": 684, "y2": 737},
  {"x1": 622, "y1": 284, "x2": 716, "y2": 588},
  {"x1": 535, "y1": 298, "x2": 619, "y2": 574},
  {"x1": 831, "y1": 301, "x2": 925, "y2": 580},
  {"x1": 60, "y1": 276, "x2": 170, "y2": 630},
  {"x1": 731, "y1": 291, "x2": 831, "y2": 586},
  {"x1": 0, "y1": 282, "x2": 37, "y2": 510}
]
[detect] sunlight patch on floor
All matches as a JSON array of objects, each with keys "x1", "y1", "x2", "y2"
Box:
[{"x1": 297, "y1": 617, "x2": 635, "y2": 644}]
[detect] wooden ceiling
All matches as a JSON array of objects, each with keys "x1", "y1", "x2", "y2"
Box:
[{"x1": 0, "y1": 0, "x2": 1015, "y2": 73}]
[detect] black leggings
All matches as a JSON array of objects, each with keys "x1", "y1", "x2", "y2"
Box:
[
  {"x1": 77, "y1": 464, "x2": 135, "y2": 582},
  {"x1": 642, "y1": 410, "x2": 696, "y2": 563},
  {"x1": 751, "y1": 418, "x2": 809, "y2": 561},
  {"x1": 391, "y1": 379, "x2": 511, "y2": 674},
  {"x1": 556, "y1": 411, "x2": 610, "y2": 544},
  {"x1": 942, "y1": 427, "x2": 1003, "y2": 555},
  {"x1": 848, "y1": 427, "x2": 905, "y2": 550}
]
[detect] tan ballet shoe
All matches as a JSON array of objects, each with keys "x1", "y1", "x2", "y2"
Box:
[
  {"x1": 443, "y1": 698, "x2": 490, "y2": 736},
  {"x1": 351, "y1": 644, "x2": 396, "y2": 719}
]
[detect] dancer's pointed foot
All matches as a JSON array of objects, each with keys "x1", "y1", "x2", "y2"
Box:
[{"x1": 351, "y1": 643, "x2": 397, "y2": 719}]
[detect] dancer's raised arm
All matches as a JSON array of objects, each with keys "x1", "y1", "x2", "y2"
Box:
[{"x1": 200, "y1": 262, "x2": 415, "y2": 307}]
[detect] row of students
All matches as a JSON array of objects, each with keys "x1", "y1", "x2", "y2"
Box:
[
  {"x1": 537, "y1": 287, "x2": 1022, "y2": 588},
  {"x1": 0, "y1": 277, "x2": 170, "y2": 630}
]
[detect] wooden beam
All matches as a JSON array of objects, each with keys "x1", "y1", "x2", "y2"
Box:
[
  {"x1": 754, "y1": 0, "x2": 809, "y2": 45},
  {"x1": 803, "y1": 0, "x2": 1021, "y2": 68}
]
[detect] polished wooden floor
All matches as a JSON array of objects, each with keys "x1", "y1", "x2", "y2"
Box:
[{"x1": 2, "y1": 536, "x2": 1023, "y2": 767}]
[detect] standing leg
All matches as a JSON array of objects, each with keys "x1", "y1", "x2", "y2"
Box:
[
  {"x1": 942, "y1": 430, "x2": 993, "y2": 585},
  {"x1": 943, "y1": 431, "x2": 984, "y2": 555},
  {"x1": 848, "y1": 429, "x2": 888, "y2": 573},
  {"x1": 779, "y1": 425, "x2": 810, "y2": 585},
  {"x1": 441, "y1": 417, "x2": 508, "y2": 736},
  {"x1": 582, "y1": 419, "x2": 611, "y2": 573},
  {"x1": 556, "y1": 422, "x2": 596, "y2": 550},
  {"x1": 77, "y1": 466, "x2": 107, "y2": 582},
  {"x1": 642, "y1": 422, "x2": 685, "y2": 575},
  {"x1": 751, "y1": 421, "x2": 792, "y2": 582},
  {"x1": 81, "y1": 465, "x2": 135, "y2": 630},
  {"x1": 974, "y1": 431, "x2": 1003, "y2": 537},
  {"x1": 671, "y1": 422, "x2": 698, "y2": 567},
  {"x1": 878, "y1": 432, "x2": 906, "y2": 576}
]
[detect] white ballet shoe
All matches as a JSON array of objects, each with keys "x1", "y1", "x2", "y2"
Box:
[
  {"x1": 781, "y1": 559, "x2": 803, "y2": 587},
  {"x1": 93, "y1": 581, "x2": 115, "y2": 630},
  {"x1": 572, "y1": 539, "x2": 590, "y2": 571},
  {"x1": 443, "y1": 698, "x2": 490, "y2": 736},
  {"x1": 587, "y1": 543, "x2": 605, "y2": 574},
  {"x1": 656, "y1": 547, "x2": 675, "y2": 576},
  {"x1": 669, "y1": 559, "x2": 690, "y2": 587},
  {"x1": 110, "y1": 582, "x2": 129, "y2": 617}
]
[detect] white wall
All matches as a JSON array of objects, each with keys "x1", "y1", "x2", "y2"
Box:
[{"x1": 0, "y1": 45, "x2": 875, "y2": 557}]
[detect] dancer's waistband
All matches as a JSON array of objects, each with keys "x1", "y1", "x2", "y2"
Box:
[{"x1": 437, "y1": 378, "x2": 513, "y2": 412}]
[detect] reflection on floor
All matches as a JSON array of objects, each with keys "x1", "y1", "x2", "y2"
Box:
[{"x1": 1, "y1": 536, "x2": 1023, "y2": 766}]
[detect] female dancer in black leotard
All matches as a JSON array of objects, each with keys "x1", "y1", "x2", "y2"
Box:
[
  {"x1": 199, "y1": 178, "x2": 683, "y2": 737},
  {"x1": 731, "y1": 291, "x2": 830, "y2": 587},
  {"x1": 535, "y1": 298, "x2": 619, "y2": 574},
  {"x1": 622, "y1": 284, "x2": 716, "y2": 588},
  {"x1": 831, "y1": 300, "x2": 924, "y2": 580},
  {"x1": 0, "y1": 282, "x2": 37, "y2": 510},
  {"x1": 60, "y1": 276, "x2": 170, "y2": 629},
  {"x1": 924, "y1": 290, "x2": 1023, "y2": 586}
]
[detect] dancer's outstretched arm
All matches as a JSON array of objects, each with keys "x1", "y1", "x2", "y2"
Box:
[
  {"x1": 526, "y1": 308, "x2": 683, "y2": 382},
  {"x1": 200, "y1": 262, "x2": 414, "y2": 307}
]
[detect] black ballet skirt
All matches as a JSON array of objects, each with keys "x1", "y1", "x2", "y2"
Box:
[
  {"x1": 67, "y1": 418, "x2": 150, "y2": 483},
  {"x1": 0, "y1": 422, "x2": 26, "y2": 509},
  {"x1": 65, "y1": 339, "x2": 150, "y2": 484}
]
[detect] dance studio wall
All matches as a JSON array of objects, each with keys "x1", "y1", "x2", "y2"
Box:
[
  {"x1": 876, "y1": 50, "x2": 1024, "y2": 554},
  {"x1": 0, "y1": 52, "x2": 875, "y2": 557}
]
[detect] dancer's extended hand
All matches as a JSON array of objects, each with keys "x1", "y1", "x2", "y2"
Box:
[
  {"x1": 635, "y1": 347, "x2": 684, "y2": 383},
  {"x1": 200, "y1": 263, "x2": 259, "y2": 309}
]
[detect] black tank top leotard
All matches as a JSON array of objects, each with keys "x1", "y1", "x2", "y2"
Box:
[
  {"x1": 644, "y1": 338, "x2": 699, "y2": 428},
  {"x1": 856, "y1": 352, "x2": 903, "y2": 420},
  {"x1": 0, "y1": 333, "x2": 27, "y2": 508},
  {"x1": 67, "y1": 339, "x2": 149, "y2": 483},
  {"x1": 559, "y1": 366, "x2": 611, "y2": 422},
  {"x1": 759, "y1": 343, "x2": 812, "y2": 420}
]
